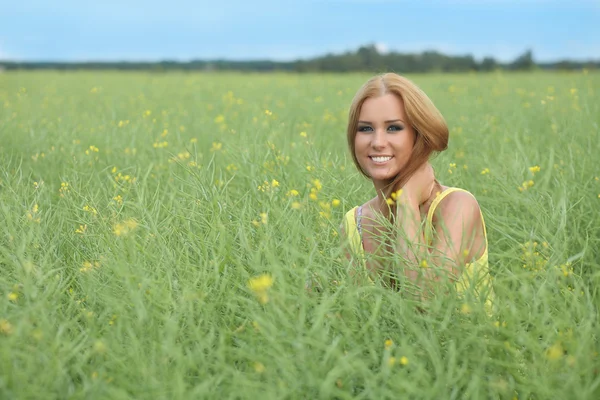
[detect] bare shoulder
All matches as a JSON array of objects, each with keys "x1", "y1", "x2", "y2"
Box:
[{"x1": 436, "y1": 189, "x2": 482, "y2": 226}]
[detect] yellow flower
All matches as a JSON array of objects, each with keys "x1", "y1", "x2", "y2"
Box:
[
  {"x1": 260, "y1": 213, "x2": 268, "y2": 224},
  {"x1": 26, "y1": 203, "x2": 41, "y2": 223},
  {"x1": 80, "y1": 261, "x2": 101, "y2": 273},
  {"x1": 83, "y1": 205, "x2": 97, "y2": 215},
  {"x1": 271, "y1": 179, "x2": 279, "y2": 187},
  {"x1": 248, "y1": 274, "x2": 273, "y2": 291},
  {"x1": 173, "y1": 151, "x2": 192, "y2": 161},
  {"x1": 546, "y1": 342, "x2": 563, "y2": 360},
  {"x1": 7, "y1": 292, "x2": 18, "y2": 302},
  {"x1": 390, "y1": 189, "x2": 403, "y2": 201},
  {"x1": 210, "y1": 142, "x2": 222, "y2": 152},
  {"x1": 59, "y1": 182, "x2": 70, "y2": 197},
  {"x1": 420, "y1": 260, "x2": 428, "y2": 268},
  {"x1": 113, "y1": 218, "x2": 138, "y2": 236},
  {"x1": 318, "y1": 201, "x2": 331, "y2": 211},
  {"x1": 85, "y1": 145, "x2": 99, "y2": 155},
  {"x1": 286, "y1": 189, "x2": 299, "y2": 197},
  {"x1": 254, "y1": 362, "x2": 265, "y2": 373},
  {"x1": 312, "y1": 179, "x2": 322, "y2": 191},
  {"x1": 248, "y1": 274, "x2": 274, "y2": 304},
  {"x1": 0, "y1": 319, "x2": 13, "y2": 335},
  {"x1": 299, "y1": 131, "x2": 307, "y2": 137},
  {"x1": 481, "y1": 168, "x2": 490, "y2": 175},
  {"x1": 93, "y1": 340, "x2": 107, "y2": 354},
  {"x1": 518, "y1": 180, "x2": 535, "y2": 192},
  {"x1": 384, "y1": 339, "x2": 393, "y2": 350},
  {"x1": 331, "y1": 199, "x2": 341, "y2": 207},
  {"x1": 399, "y1": 356, "x2": 409, "y2": 366},
  {"x1": 460, "y1": 303, "x2": 471, "y2": 314},
  {"x1": 529, "y1": 165, "x2": 541, "y2": 174}
]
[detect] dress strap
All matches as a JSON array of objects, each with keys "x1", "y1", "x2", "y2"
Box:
[{"x1": 356, "y1": 205, "x2": 363, "y2": 237}]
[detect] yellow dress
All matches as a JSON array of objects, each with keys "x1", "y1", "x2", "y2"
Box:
[{"x1": 343, "y1": 187, "x2": 495, "y2": 313}]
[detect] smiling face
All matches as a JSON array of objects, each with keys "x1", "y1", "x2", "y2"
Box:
[{"x1": 354, "y1": 93, "x2": 416, "y2": 186}]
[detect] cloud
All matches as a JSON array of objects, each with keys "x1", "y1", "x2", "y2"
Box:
[{"x1": 374, "y1": 42, "x2": 389, "y2": 54}]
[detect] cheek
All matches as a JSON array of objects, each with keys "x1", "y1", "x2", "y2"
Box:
[
  {"x1": 354, "y1": 136, "x2": 368, "y2": 153},
  {"x1": 399, "y1": 132, "x2": 416, "y2": 151}
]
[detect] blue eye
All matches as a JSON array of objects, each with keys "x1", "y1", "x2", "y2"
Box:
[
  {"x1": 357, "y1": 126, "x2": 373, "y2": 132},
  {"x1": 388, "y1": 125, "x2": 403, "y2": 132}
]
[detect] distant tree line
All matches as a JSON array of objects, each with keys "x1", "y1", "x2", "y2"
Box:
[{"x1": 1, "y1": 44, "x2": 597, "y2": 73}]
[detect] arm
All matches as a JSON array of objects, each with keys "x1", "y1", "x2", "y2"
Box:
[
  {"x1": 428, "y1": 192, "x2": 484, "y2": 280},
  {"x1": 394, "y1": 195, "x2": 426, "y2": 285},
  {"x1": 395, "y1": 190, "x2": 483, "y2": 299}
]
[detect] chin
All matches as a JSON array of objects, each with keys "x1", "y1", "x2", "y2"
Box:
[{"x1": 369, "y1": 172, "x2": 398, "y2": 182}]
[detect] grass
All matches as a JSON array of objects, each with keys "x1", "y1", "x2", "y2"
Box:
[{"x1": 0, "y1": 70, "x2": 599, "y2": 399}]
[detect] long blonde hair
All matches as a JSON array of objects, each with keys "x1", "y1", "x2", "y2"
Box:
[{"x1": 347, "y1": 73, "x2": 449, "y2": 201}]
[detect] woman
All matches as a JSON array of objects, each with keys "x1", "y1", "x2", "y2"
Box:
[{"x1": 340, "y1": 73, "x2": 494, "y2": 310}]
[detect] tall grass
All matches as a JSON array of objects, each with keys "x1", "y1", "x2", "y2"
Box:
[{"x1": 0, "y1": 70, "x2": 599, "y2": 399}]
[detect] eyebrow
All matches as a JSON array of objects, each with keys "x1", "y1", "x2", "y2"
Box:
[{"x1": 358, "y1": 119, "x2": 404, "y2": 124}]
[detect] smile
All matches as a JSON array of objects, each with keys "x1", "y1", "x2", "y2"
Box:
[{"x1": 370, "y1": 156, "x2": 393, "y2": 163}]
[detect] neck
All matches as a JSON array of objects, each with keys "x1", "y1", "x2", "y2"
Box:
[
  {"x1": 372, "y1": 178, "x2": 395, "y2": 216},
  {"x1": 371, "y1": 178, "x2": 443, "y2": 217}
]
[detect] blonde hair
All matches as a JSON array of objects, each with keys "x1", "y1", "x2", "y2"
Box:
[{"x1": 347, "y1": 73, "x2": 449, "y2": 200}]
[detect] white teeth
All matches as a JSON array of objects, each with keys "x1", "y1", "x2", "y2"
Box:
[{"x1": 371, "y1": 156, "x2": 392, "y2": 163}]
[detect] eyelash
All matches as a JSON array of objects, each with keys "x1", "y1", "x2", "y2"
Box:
[{"x1": 358, "y1": 125, "x2": 403, "y2": 132}]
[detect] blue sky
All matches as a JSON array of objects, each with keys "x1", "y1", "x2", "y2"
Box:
[{"x1": 1, "y1": 0, "x2": 598, "y2": 62}]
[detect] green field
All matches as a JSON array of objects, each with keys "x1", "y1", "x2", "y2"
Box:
[{"x1": 1, "y1": 70, "x2": 599, "y2": 399}]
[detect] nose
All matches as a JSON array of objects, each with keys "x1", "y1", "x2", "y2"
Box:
[{"x1": 371, "y1": 128, "x2": 387, "y2": 149}]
